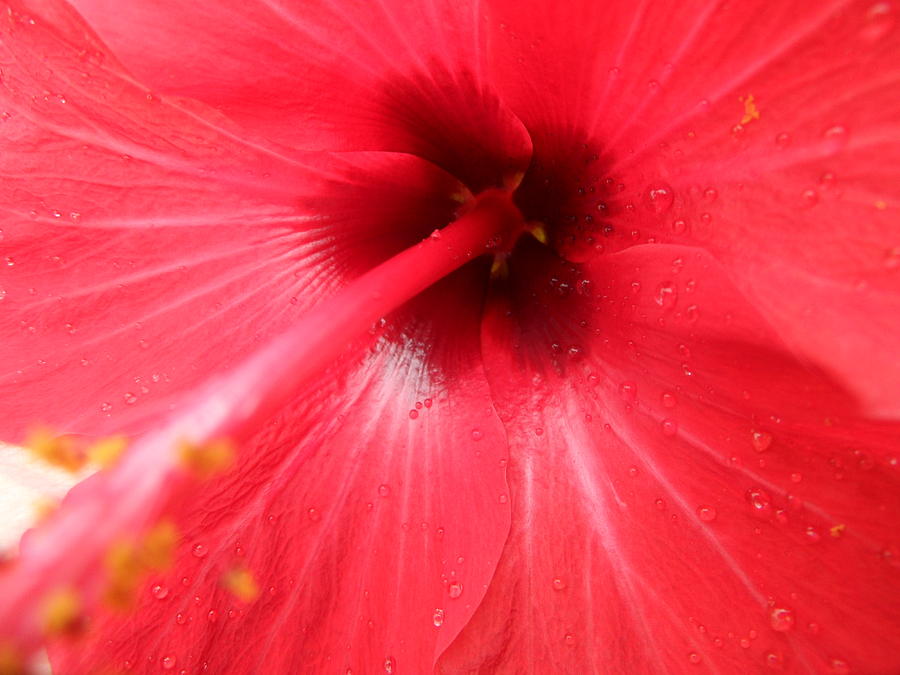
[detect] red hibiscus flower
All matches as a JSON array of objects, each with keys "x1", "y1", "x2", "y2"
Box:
[{"x1": 1, "y1": 0, "x2": 898, "y2": 673}]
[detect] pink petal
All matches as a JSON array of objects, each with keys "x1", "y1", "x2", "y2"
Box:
[
  {"x1": 49, "y1": 275, "x2": 511, "y2": 674},
  {"x1": 0, "y1": 0, "x2": 468, "y2": 442},
  {"x1": 66, "y1": 0, "x2": 532, "y2": 193},
  {"x1": 440, "y1": 242, "x2": 900, "y2": 673},
  {"x1": 485, "y1": 0, "x2": 900, "y2": 416}
]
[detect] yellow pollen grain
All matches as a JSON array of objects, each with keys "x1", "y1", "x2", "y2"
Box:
[
  {"x1": 33, "y1": 496, "x2": 59, "y2": 524},
  {"x1": 178, "y1": 438, "x2": 236, "y2": 480},
  {"x1": 0, "y1": 643, "x2": 24, "y2": 675},
  {"x1": 102, "y1": 522, "x2": 178, "y2": 610},
  {"x1": 490, "y1": 255, "x2": 509, "y2": 280},
  {"x1": 87, "y1": 435, "x2": 129, "y2": 468},
  {"x1": 739, "y1": 94, "x2": 760, "y2": 125},
  {"x1": 830, "y1": 523, "x2": 846, "y2": 538},
  {"x1": 527, "y1": 222, "x2": 549, "y2": 245},
  {"x1": 25, "y1": 427, "x2": 85, "y2": 473},
  {"x1": 140, "y1": 521, "x2": 178, "y2": 571},
  {"x1": 222, "y1": 568, "x2": 259, "y2": 603},
  {"x1": 41, "y1": 587, "x2": 82, "y2": 637}
]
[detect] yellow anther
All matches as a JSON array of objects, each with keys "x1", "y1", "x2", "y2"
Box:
[
  {"x1": 527, "y1": 222, "x2": 549, "y2": 245},
  {"x1": 41, "y1": 587, "x2": 82, "y2": 637},
  {"x1": 87, "y1": 435, "x2": 128, "y2": 468},
  {"x1": 503, "y1": 171, "x2": 525, "y2": 190},
  {"x1": 830, "y1": 523, "x2": 846, "y2": 538},
  {"x1": 102, "y1": 522, "x2": 178, "y2": 610},
  {"x1": 25, "y1": 427, "x2": 84, "y2": 473},
  {"x1": 222, "y1": 567, "x2": 259, "y2": 603},
  {"x1": 178, "y1": 438, "x2": 236, "y2": 480},
  {"x1": 739, "y1": 94, "x2": 760, "y2": 125},
  {"x1": 33, "y1": 497, "x2": 59, "y2": 524},
  {"x1": 0, "y1": 643, "x2": 24, "y2": 675},
  {"x1": 490, "y1": 255, "x2": 510, "y2": 280},
  {"x1": 103, "y1": 541, "x2": 142, "y2": 610},
  {"x1": 140, "y1": 521, "x2": 178, "y2": 571}
]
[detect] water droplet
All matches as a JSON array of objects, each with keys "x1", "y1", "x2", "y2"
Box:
[
  {"x1": 688, "y1": 652, "x2": 702, "y2": 665},
  {"x1": 697, "y1": 506, "x2": 717, "y2": 522},
  {"x1": 775, "y1": 132, "x2": 791, "y2": 148},
  {"x1": 447, "y1": 581, "x2": 463, "y2": 599},
  {"x1": 829, "y1": 657, "x2": 851, "y2": 674},
  {"x1": 423, "y1": 398, "x2": 433, "y2": 408},
  {"x1": 822, "y1": 125, "x2": 849, "y2": 154},
  {"x1": 432, "y1": 608, "x2": 444, "y2": 627},
  {"x1": 646, "y1": 183, "x2": 674, "y2": 214},
  {"x1": 751, "y1": 430, "x2": 773, "y2": 453},
  {"x1": 191, "y1": 543, "x2": 208, "y2": 558},
  {"x1": 703, "y1": 187, "x2": 718, "y2": 202},
  {"x1": 161, "y1": 656, "x2": 176, "y2": 670},
  {"x1": 805, "y1": 526, "x2": 821, "y2": 543},
  {"x1": 207, "y1": 609, "x2": 217, "y2": 623},
  {"x1": 408, "y1": 409, "x2": 419, "y2": 420},
  {"x1": 383, "y1": 657, "x2": 394, "y2": 673},
  {"x1": 801, "y1": 188, "x2": 819, "y2": 207},
  {"x1": 628, "y1": 466, "x2": 639, "y2": 477},
  {"x1": 619, "y1": 382, "x2": 637, "y2": 402},
  {"x1": 654, "y1": 282, "x2": 678, "y2": 309},
  {"x1": 655, "y1": 498, "x2": 667, "y2": 510},
  {"x1": 671, "y1": 219, "x2": 687, "y2": 235},
  {"x1": 746, "y1": 487, "x2": 772, "y2": 516},
  {"x1": 770, "y1": 607, "x2": 795, "y2": 632},
  {"x1": 175, "y1": 612, "x2": 187, "y2": 625},
  {"x1": 151, "y1": 584, "x2": 169, "y2": 600},
  {"x1": 766, "y1": 652, "x2": 784, "y2": 669},
  {"x1": 861, "y1": 2, "x2": 894, "y2": 42},
  {"x1": 661, "y1": 391, "x2": 677, "y2": 408},
  {"x1": 99, "y1": 402, "x2": 112, "y2": 413},
  {"x1": 471, "y1": 428, "x2": 483, "y2": 442},
  {"x1": 307, "y1": 507, "x2": 320, "y2": 521},
  {"x1": 378, "y1": 484, "x2": 391, "y2": 497},
  {"x1": 123, "y1": 392, "x2": 137, "y2": 405},
  {"x1": 661, "y1": 419, "x2": 678, "y2": 437},
  {"x1": 564, "y1": 633, "x2": 576, "y2": 646},
  {"x1": 552, "y1": 577, "x2": 567, "y2": 591}
]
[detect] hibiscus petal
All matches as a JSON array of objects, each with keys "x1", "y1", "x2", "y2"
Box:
[
  {"x1": 0, "y1": 0, "x2": 468, "y2": 442},
  {"x1": 441, "y1": 242, "x2": 900, "y2": 673},
  {"x1": 41, "y1": 270, "x2": 511, "y2": 675},
  {"x1": 484, "y1": 0, "x2": 900, "y2": 416},
  {"x1": 66, "y1": 0, "x2": 532, "y2": 193}
]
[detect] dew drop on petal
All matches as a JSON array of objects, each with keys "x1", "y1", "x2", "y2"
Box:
[
  {"x1": 378, "y1": 484, "x2": 391, "y2": 497},
  {"x1": 564, "y1": 633, "x2": 576, "y2": 646},
  {"x1": 383, "y1": 657, "x2": 394, "y2": 673},
  {"x1": 471, "y1": 428, "x2": 483, "y2": 441},
  {"x1": 751, "y1": 430, "x2": 773, "y2": 453},
  {"x1": 688, "y1": 653, "x2": 702, "y2": 665},
  {"x1": 432, "y1": 609, "x2": 444, "y2": 627},
  {"x1": 552, "y1": 577, "x2": 567, "y2": 591},
  {"x1": 151, "y1": 584, "x2": 169, "y2": 600},
  {"x1": 775, "y1": 132, "x2": 791, "y2": 148},
  {"x1": 661, "y1": 419, "x2": 678, "y2": 437},
  {"x1": 408, "y1": 409, "x2": 419, "y2": 420},
  {"x1": 161, "y1": 656, "x2": 176, "y2": 670},
  {"x1": 770, "y1": 607, "x2": 795, "y2": 632},
  {"x1": 746, "y1": 487, "x2": 772, "y2": 516},
  {"x1": 671, "y1": 219, "x2": 687, "y2": 235},
  {"x1": 697, "y1": 506, "x2": 717, "y2": 522},
  {"x1": 191, "y1": 543, "x2": 208, "y2": 558},
  {"x1": 766, "y1": 652, "x2": 785, "y2": 669},
  {"x1": 448, "y1": 581, "x2": 464, "y2": 599},
  {"x1": 619, "y1": 382, "x2": 637, "y2": 402},
  {"x1": 661, "y1": 391, "x2": 678, "y2": 408},
  {"x1": 655, "y1": 282, "x2": 678, "y2": 309},
  {"x1": 646, "y1": 183, "x2": 674, "y2": 213},
  {"x1": 829, "y1": 657, "x2": 851, "y2": 674}
]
